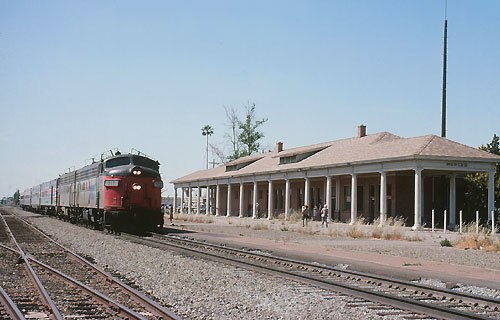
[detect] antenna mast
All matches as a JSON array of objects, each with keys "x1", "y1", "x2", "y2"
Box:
[{"x1": 441, "y1": 1, "x2": 448, "y2": 138}]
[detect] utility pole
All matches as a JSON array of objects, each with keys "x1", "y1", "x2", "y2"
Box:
[{"x1": 441, "y1": 1, "x2": 448, "y2": 138}]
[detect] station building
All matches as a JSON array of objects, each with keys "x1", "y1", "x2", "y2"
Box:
[{"x1": 171, "y1": 126, "x2": 499, "y2": 229}]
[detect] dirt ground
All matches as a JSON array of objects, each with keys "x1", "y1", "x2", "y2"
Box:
[{"x1": 166, "y1": 213, "x2": 500, "y2": 291}]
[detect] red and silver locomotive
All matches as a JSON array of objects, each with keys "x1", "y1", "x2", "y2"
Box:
[{"x1": 20, "y1": 150, "x2": 164, "y2": 233}]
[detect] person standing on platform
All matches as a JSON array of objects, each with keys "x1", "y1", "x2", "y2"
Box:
[
  {"x1": 301, "y1": 205, "x2": 309, "y2": 227},
  {"x1": 168, "y1": 204, "x2": 174, "y2": 225},
  {"x1": 321, "y1": 204, "x2": 329, "y2": 228}
]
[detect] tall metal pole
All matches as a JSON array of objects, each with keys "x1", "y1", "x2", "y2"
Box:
[{"x1": 441, "y1": 9, "x2": 448, "y2": 138}]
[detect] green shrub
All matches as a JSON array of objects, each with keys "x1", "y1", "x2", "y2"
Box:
[{"x1": 440, "y1": 238, "x2": 452, "y2": 247}]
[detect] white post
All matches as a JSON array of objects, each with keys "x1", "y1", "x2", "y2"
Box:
[
  {"x1": 239, "y1": 183, "x2": 244, "y2": 218},
  {"x1": 252, "y1": 181, "x2": 258, "y2": 219},
  {"x1": 476, "y1": 210, "x2": 479, "y2": 235},
  {"x1": 285, "y1": 179, "x2": 290, "y2": 220},
  {"x1": 412, "y1": 168, "x2": 422, "y2": 230},
  {"x1": 492, "y1": 210, "x2": 496, "y2": 235},
  {"x1": 431, "y1": 209, "x2": 435, "y2": 232},
  {"x1": 188, "y1": 186, "x2": 192, "y2": 214},
  {"x1": 459, "y1": 210, "x2": 463, "y2": 233},
  {"x1": 350, "y1": 173, "x2": 357, "y2": 224},
  {"x1": 173, "y1": 188, "x2": 177, "y2": 214},
  {"x1": 206, "y1": 183, "x2": 210, "y2": 215},
  {"x1": 379, "y1": 171, "x2": 387, "y2": 225},
  {"x1": 443, "y1": 209, "x2": 447, "y2": 233},
  {"x1": 196, "y1": 185, "x2": 201, "y2": 214},
  {"x1": 488, "y1": 171, "x2": 495, "y2": 222},
  {"x1": 326, "y1": 176, "x2": 332, "y2": 223},
  {"x1": 181, "y1": 187, "x2": 185, "y2": 214},
  {"x1": 335, "y1": 177, "x2": 340, "y2": 220},
  {"x1": 267, "y1": 180, "x2": 273, "y2": 220},
  {"x1": 227, "y1": 184, "x2": 232, "y2": 217},
  {"x1": 304, "y1": 177, "x2": 310, "y2": 208},
  {"x1": 215, "y1": 184, "x2": 220, "y2": 216}
]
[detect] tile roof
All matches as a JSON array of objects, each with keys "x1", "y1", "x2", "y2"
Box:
[{"x1": 172, "y1": 132, "x2": 500, "y2": 184}]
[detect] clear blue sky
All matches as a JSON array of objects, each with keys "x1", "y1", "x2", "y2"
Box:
[{"x1": 1, "y1": 0, "x2": 499, "y2": 198}]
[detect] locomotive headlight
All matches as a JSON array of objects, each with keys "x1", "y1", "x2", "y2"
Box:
[
  {"x1": 153, "y1": 180, "x2": 163, "y2": 188},
  {"x1": 133, "y1": 170, "x2": 142, "y2": 176},
  {"x1": 104, "y1": 179, "x2": 120, "y2": 187},
  {"x1": 132, "y1": 184, "x2": 142, "y2": 190}
]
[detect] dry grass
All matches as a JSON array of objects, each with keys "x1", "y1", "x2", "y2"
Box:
[
  {"x1": 174, "y1": 214, "x2": 214, "y2": 224},
  {"x1": 454, "y1": 224, "x2": 500, "y2": 252},
  {"x1": 345, "y1": 218, "x2": 367, "y2": 238},
  {"x1": 370, "y1": 217, "x2": 408, "y2": 241},
  {"x1": 251, "y1": 223, "x2": 269, "y2": 230},
  {"x1": 287, "y1": 210, "x2": 302, "y2": 222}
]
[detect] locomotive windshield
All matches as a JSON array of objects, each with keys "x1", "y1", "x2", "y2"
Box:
[
  {"x1": 105, "y1": 156, "x2": 131, "y2": 168},
  {"x1": 132, "y1": 155, "x2": 159, "y2": 171}
]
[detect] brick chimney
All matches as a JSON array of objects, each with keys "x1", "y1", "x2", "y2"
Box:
[
  {"x1": 358, "y1": 124, "x2": 366, "y2": 138},
  {"x1": 276, "y1": 141, "x2": 283, "y2": 152}
]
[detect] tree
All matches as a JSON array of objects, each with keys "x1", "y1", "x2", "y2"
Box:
[
  {"x1": 13, "y1": 189, "x2": 20, "y2": 205},
  {"x1": 464, "y1": 134, "x2": 500, "y2": 218},
  {"x1": 201, "y1": 125, "x2": 214, "y2": 169},
  {"x1": 209, "y1": 143, "x2": 227, "y2": 165},
  {"x1": 224, "y1": 106, "x2": 241, "y2": 159},
  {"x1": 238, "y1": 103, "x2": 268, "y2": 157}
]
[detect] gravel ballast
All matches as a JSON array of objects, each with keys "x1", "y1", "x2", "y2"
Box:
[
  {"x1": 10, "y1": 208, "x2": 500, "y2": 319},
  {"x1": 20, "y1": 214, "x2": 407, "y2": 319}
]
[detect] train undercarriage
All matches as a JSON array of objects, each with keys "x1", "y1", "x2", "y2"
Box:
[{"x1": 56, "y1": 206, "x2": 164, "y2": 234}]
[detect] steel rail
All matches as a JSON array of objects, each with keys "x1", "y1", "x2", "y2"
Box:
[
  {"x1": 0, "y1": 242, "x2": 20, "y2": 254},
  {"x1": 0, "y1": 287, "x2": 25, "y2": 320},
  {"x1": 136, "y1": 233, "x2": 496, "y2": 320},
  {"x1": 0, "y1": 214, "x2": 63, "y2": 320},
  {"x1": 15, "y1": 214, "x2": 181, "y2": 320},
  {"x1": 28, "y1": 257, "x2": 147, "y2": 320},
  {"x1": 156, "y1": 233, "x2": 500, "y2": 307}
]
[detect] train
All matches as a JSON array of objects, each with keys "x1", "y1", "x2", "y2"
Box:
[{"x1": 20, "y1": 150, "x2": 164, "y2": 233}]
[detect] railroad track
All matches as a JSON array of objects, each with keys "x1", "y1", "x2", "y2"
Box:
[
  {"x1": 121, "y1": 231, "x2": 500, "y2": 320},
  {"x1": 0, "y1": 209, "x2": 180, "y2": 320}
]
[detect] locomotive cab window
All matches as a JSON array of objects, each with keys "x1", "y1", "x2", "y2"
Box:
[
  {"x1": 105, "y1": 156, "x2": 131, "y2": 169},
  {"x1": 132, "y1": 156, "x2": 159, "y2": 171}
]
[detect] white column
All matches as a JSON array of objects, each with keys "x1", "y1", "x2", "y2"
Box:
[
  {"x1": 206, "y1": 183, "x2": 210, "y2": 215},
  {"x1": 173, "y1": 188, "x2": 177, "y2": 214},
  {"x1": 215, "y1": 184, "x2": 220, "y2": 216},
  {"x1": 335, "y1": 177, "x2": 340, "y2": 219},
  {"x1": 304, "y1": 177, "x2": 310, "y2": 207},
  {"x1": 379, "y1": 171, "x2": 387, "y2": 225},
  {"x1": 252, "y1": 182, "x2": 258, "y2": 219},
  {"x1": 488, "y1": 171, "x2": 495, "y2": 221},
  {"x1": 449, "y1": 174, "x2": 456, "y2": 227},
  {"x1": 196, "y1": 185, "x2": 201, "y2": 214},
  {"x1": 350, "y1": 174, "x2": 357, "y2": 224},
  {"x1": 227, "y1": 184, "x2": 232, "y2": 217},
  {"x1": 239, "y1": 183, "x2": 244, "y2": 218},
  {"x1": 188, "y1": 186, "x2": 192, "y2": 214},
  {"x1": 285, "y1": 179, "x2": 290, "y2": 220},
  {"x1": 412, "y1": 168, "x2": 422, "y2": 230},
  {"x1": 267, "y1": 180, "x2": 273, "y2": 220},
  {"x1": 181, "y1": 187, "x2": 185, "y2": 213},
  {"x1": 326, "y1": 176, "x2": 332, "y2": 222}
]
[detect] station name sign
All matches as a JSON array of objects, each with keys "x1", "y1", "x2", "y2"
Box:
[{"x1": 446, "y1": 162, "x2": 468, "y2": 168}]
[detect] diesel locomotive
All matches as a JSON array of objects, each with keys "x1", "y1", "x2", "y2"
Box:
[{"x1": 20, "y1": 150, "x2": 164, "y2": 233}]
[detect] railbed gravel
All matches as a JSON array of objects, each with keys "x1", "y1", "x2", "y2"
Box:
[{"x1": 25, "y1": 215, "x2": 411, "y2": 320}]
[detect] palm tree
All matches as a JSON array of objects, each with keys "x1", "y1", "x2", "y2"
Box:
[{"x1": 201, "y1": 125, "x2": 214, "y2": 169}]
